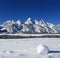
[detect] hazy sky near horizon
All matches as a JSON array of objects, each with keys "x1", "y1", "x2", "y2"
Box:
[{"x1": 0, "y1": 0, "x2": 60, "y2": 25}]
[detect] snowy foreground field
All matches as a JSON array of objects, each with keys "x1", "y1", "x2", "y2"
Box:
[{"x1": 0, "y1": 38, "x2": 60, "y2": 58}]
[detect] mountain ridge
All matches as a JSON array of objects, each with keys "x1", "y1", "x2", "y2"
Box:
[{"x1": 0, "y1": 18, "x2": 60, "y2": 34}]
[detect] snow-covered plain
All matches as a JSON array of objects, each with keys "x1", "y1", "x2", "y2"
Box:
[{"x1": 0, "y1": 38, "x2": 60, "y2": 58}]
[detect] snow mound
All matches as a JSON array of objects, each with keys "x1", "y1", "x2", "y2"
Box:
[{"x1": 36, "y1": 44, "x2": 49, "y2": 55}]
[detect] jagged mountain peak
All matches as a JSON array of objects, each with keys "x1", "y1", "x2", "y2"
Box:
[
  {"x1": 47, "y1": 22, "x2": 55, "y2": 27},
  {"x1": 34, "y1": 19, "x2": 39, "y2": 25},
  {"x1": 6, "y1": 20, "x2": 11, "y2": 23},
  {"x1": 24, "y1": 18, "x2": 32, "y2": 24},
  {"x1": 39, "y1": 19, "x2": 46, "y2": 24},
  {"x1": 16, "y1": 20, "x2": 21, "y2": 26},
  {"x1": 39, "y1": 19, "x2": 45, "y2": 23},
  {"x1": 3, "y1": 20, "x2": 15, "y2": 25},
  {"x1": 39, "y1": 19, "x2": 48, "y2": 27}
]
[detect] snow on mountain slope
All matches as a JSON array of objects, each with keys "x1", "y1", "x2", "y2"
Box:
[
  {"x1": 39, "y1": 20, "x2": 53, "y2": 33},
  {"x1": 2, "y1": 20, "x2": 14, "y2": 33},
  {"x1": 56, "y1": 25, "x2": 60, "y2": 32},
  {"x1": 0, "y1": 18, "x2": 60, "y2": 34},
  {"x1": 47, "y1": 22, "x2": 59, "y2": 33},
  {"x1": 21, "y1": 18, "x2": 34, "y2": 33},
  {"x1": 1, "y1": 20, "x2": 22, "y2": 34},
  {"x1": 34, "y1": 20, "x2": 53, "y2": 33},
  {"x1": 33, "y1": 20, "x2": 46, "y2": 33}
]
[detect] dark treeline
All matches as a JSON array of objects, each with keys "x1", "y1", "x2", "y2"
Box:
[{"x1": 0, "y1": 35, "x2": 60, "y2": 39}]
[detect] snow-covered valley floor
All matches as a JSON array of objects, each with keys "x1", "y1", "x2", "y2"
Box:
[{"x1": 0, "y1": 38, "x2": 60, "y2": 58}]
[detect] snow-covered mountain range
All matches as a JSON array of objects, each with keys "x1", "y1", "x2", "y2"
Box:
[{"x1": 0, "y1": 18, "x2": 60, "y2": 34}]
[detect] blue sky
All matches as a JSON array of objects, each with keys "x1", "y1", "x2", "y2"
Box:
[{"x1": 0, "y1": 0, "x2": 60, "y2": 25}]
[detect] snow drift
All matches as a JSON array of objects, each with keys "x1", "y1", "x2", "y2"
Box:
[{"x1": 36, "y1": 44, "x2": 49, "y2": 55}]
